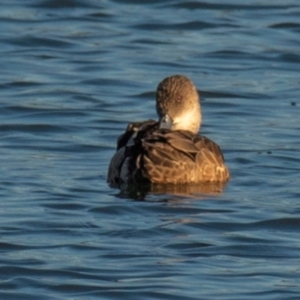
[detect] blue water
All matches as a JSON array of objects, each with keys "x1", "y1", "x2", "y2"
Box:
[{"x1": 0, "y1": 0, "x2": 300, "y2": 299}]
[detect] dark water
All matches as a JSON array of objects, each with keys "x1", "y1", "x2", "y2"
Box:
[{"x1": 1, "y1": 0, "x2": 300, "y2": 299}]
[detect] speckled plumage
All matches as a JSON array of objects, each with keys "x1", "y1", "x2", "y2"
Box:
[{"x1": 107, "y1": 75, "x2": 230, "y2": 185}]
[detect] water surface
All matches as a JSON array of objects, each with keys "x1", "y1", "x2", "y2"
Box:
[{"x1": 0, "y1": 0, "x2": 300, "y2": 299}]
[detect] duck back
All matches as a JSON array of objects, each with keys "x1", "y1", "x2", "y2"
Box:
[{"x1": 107, "y1": 120, "x2": 230, "y2": 185}]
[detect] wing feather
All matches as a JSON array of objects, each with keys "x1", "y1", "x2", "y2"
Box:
[{"x1": 107, "y1": 120, "x2": 230, "y2": 184}]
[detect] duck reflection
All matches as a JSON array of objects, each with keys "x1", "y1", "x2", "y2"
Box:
[{"x1": 112, "y1": 181, "x2": 228, "y2": 201}]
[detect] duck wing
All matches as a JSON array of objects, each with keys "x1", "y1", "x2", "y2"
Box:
[
  {"x1": 107, "y1": 120, "x2": 158, "y2": 185},
  {"x1": 139, "y1": 130, "x2": 230, "y2": 183},
  {"x1": 108, "y1": 123, "x2": 230, "y2": 184}
]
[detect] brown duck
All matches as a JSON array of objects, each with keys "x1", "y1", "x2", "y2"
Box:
[{"x1": 107, "y1": 75, "x2": 230, "y2": 185}]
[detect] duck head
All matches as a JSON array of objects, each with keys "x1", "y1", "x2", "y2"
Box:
[{"x1": 156, "y1": 75, "x2": 202, "y2": 134}]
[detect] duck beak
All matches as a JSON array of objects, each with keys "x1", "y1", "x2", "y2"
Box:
[{"x1": 159, "y1": 114, "x2": 173, "y2": 129}]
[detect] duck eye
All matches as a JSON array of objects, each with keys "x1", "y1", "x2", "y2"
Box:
[{"x1": 176, "y1": 95, "x2": 182, "y2": 103}]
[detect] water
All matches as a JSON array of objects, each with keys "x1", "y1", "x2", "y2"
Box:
[{"x1": 0, "y1": 0, "x2": 300, "y2": 299}]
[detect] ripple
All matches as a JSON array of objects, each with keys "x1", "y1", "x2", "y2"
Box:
[
  {"x1": 0, "y1": 0, "x2": 300, "y2": 299},
  {"x1": 269, "y1": 22, "x2": 300, "y2": 30},
  {"x1": 278, "y1": 53, "x2": 300, "y2": 63},
  {"x1": 0, "y1": 123, "x2": 70, "y2": 134},
  {"x1": 132, "y1": 20, "x2": 233, "y2": 31},
  {"x1": 170, "y1": 1, "x2": 295, "y2": 10},
  {"x1": 8, "y1": 35, "x2": 73, "y2": 49},
  {"x1": 31, "y1": 0, "x2": 99, "y2": 9},
  {"x1": 254, "y1": 217, "x2": 300, "y2": 231}
]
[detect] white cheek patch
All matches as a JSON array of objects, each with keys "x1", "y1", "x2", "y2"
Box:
[{"x1": 173, "y1": 107, "x2": 201, "y2": 132}]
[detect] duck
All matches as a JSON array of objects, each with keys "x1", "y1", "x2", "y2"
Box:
[{"x1": 107, "y1": 75, "x2": 230, "y2": 185}]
